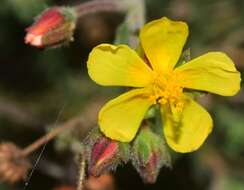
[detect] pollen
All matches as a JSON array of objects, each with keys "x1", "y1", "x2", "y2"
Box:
[{"x1": 150, "y1": 71, "x2": 184, "y2": 111}]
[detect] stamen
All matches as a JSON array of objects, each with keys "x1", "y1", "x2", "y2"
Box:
[{"x1": 150, "y1": 71, "x2": 184, "y2": 111}]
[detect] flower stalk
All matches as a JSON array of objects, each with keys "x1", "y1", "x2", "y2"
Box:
[
  {"x1": 77, "y1": 155, "x2": 86, "y2": 190},
  {"x1": 75, "y1": 0, "x2": 125, "y2": 17}
]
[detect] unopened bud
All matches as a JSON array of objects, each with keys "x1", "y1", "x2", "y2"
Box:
[
  {"x1": 84, "y1": 128, "x2": 130, "y2": 177},
  {"x1": 132, "y1": 125, "x2": 171, "y2": 183},
  {"x1": 25, "y1": 7, "x2": 77, "y2": 48}
]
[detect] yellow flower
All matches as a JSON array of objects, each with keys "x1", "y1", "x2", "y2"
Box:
[{"x1": 87, "y1": 17, "x2": 241, "y2": 153}]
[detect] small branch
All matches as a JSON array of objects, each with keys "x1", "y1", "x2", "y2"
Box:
[
  {"x1": 21, "y1": 117, "x2": 82, "y2": 157},
  {"x1": 19, "y1": 98, "x2": 104, "y2": 157},
  {"x1": 75, "y1": 0, "x2": 125, "y2": 17},
  {"x1": 77, "y1": 155, "x2": 86, "y2": 190}
]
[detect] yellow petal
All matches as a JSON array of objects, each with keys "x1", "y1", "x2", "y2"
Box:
[
  {"x1": 176, "y1": 52, "x2": 241, "y2": 96},
  {"x1": 99, "y1": 88, "x2": 153, "y2": 142},
  {"x1": 140, "y1": 17, "x2": 188, "y2": 72},
  {"x1": 87, "y1": 43, "x2": 153, "y2": 87},
  {"x1": 161, "y1": 96, "x2": 213, "y2": 153}
]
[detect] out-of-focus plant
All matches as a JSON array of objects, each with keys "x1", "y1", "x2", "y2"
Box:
[
  {"x1": 0, "y1": 143, "x2": 30, "y2": 184},
  {"x1": 2, "y1": 0, "x2": 49, "y2": 21}
]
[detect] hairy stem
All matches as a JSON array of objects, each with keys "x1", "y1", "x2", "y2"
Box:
[
  {"x1": 77, "y1": 155, "x2": 86, "y2": 190},
  {"x1": 75, "y1": 0, "x2": 125, "y2": 17}
]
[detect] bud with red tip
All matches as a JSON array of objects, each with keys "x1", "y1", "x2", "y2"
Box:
[
  {"x1": 25, "y1": 7, "x2": 77, "y2": 48},
  {"x1": 131, "y1": 125, "x2": 171, "y2": 183},
  {"x1": 84, "y1": 128, "x2": 130, "y2": 177}
]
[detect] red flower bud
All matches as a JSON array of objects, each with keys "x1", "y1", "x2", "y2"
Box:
[
  {"x1": 25, "y1": 7, "x2": 76, "y2": 48},
  {"x1": 88, "y1": 137, "x2": 119, "y2": 176},
  {"x1": 84, "y1": 128, "x2": 130, "y2": 177}
]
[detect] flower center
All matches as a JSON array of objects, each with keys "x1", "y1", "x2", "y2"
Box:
[{"x1": 149, "y1": 71, "x2": 184, "y2": 111}]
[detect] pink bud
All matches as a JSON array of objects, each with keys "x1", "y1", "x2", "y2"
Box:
[
  {"x1": 89, "y1": 137, "x2": 119, "y2": 176},
  {"x1": 138, "y1": 152, "x2": 161, "y2": 184},
  {"x1": 84, "y1": 128, "x2": 130, "y2": 177},
  {"x1": 132, "y1": 126, "x2": 171, "y2": 184},
  {"x1": 25, "y1": 7, "x2": 76, "y2": 48}
]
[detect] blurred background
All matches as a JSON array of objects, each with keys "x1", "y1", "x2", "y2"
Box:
[{"x1": 0, "y1": 0, "x2": 244, "y2": 190}]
